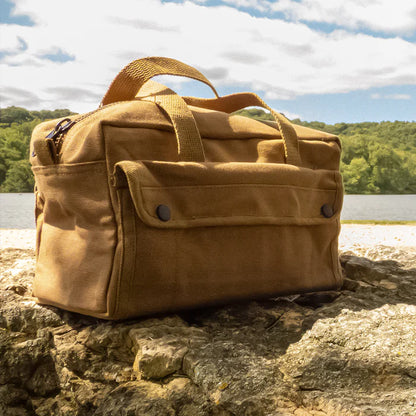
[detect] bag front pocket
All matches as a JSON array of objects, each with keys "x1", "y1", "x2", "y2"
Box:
[{"x1": 114, "y1": 160, "x2": 343, "y2": 318}]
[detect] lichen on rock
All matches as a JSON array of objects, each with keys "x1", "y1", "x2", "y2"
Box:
[{"x1": 1, "y1": 247, "x2": 416, "y2": 415}]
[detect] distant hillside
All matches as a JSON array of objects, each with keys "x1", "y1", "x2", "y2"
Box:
[
  {"x1": 0, "y1": 106, "x2": 415, "y2": 194},
  {"x1": 236, "y1": 109, "x2": 416, "y2": 194}
]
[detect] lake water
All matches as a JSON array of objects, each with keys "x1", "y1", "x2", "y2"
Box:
[{"x1": 1, "y1": 193, "x2": 415, "y2": 229}]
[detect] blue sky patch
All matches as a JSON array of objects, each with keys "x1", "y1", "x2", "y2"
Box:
[
  {"x1": 161, "y1": 79, "x2": 415, "y2": 123},
  {"x1": 39, "y1": 49, "x2": 75, "y2": 63},
  {"x1": 0, "y1": 0, "x2": 35, "y2": 26}
]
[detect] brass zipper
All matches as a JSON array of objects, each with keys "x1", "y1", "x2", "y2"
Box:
[{"x1": 44, "y1": 102, "x2": 124, "y2": 162}]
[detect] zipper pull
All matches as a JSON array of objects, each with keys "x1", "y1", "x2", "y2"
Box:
[
  {"x1": 44, "y1": 118, "x2": 76, "y2": 163},
  {"x1": 46, "y1": 118, "x2": 75, "y2": 140},
  {"x1": 46, "y1": 138, "x2": 58, "y2": 163}
]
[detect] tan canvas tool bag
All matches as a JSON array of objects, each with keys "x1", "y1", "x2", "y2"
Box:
[{"x1": 30, "y1": 57, "x2": 344, "y2": 320}]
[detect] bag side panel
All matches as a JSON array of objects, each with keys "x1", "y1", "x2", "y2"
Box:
[{"x1": 32, "y1": 161, "x2": 116, "y2": 314}]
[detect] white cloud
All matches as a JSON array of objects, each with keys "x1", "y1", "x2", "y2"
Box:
[
  {"x1": 0, "y1": 0, "x2": 415, "y2": 113},
  {"x1": 222, "y1": 0, "x2": 269, "y2": 12},
  {"x1": 371, "y1": 93, "x2": 412, "y2": 100},
  {"x1": 270, "y1": 0, "x2": 416, "y2": 36},
  {"x1": 387, "y1": 94, "x2": 412, "y2": 100},
  {"x1": 277, "y1": 109, "x2": 301, "y2": 120}
]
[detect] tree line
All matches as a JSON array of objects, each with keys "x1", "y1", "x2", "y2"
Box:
[{"x1": 0, "y1": 106, "x2": 415, "y2": 194}]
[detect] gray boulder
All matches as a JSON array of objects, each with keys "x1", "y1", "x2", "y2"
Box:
[{"x1": 1, "y1": 248, "x2": 415, "y2": 415}]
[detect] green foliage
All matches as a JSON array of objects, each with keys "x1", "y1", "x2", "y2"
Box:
[
  {"x1": 341, "y1": 157, "x2": 374, "y2": 194},
  {"x1": 235, "y1": 108, "x2": 275, "y2": 121},
  {"x1": 0, "y1": 107, "x2": 75, "y2": 192},
  {"x1": 235, "y1": 109, "x2": 416, "y2": 194},
  {"x1": 0, "y1": 107, "x2": 33, "y2": 125},
  {"x1": 0, "y1": 106, "x2": 76, "y2": 127},
  {"x1": 1, "y1": 159, "x2": 35, "y2": 192}
]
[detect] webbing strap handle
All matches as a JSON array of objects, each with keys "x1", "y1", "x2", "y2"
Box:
[
  {"x1": 138, "y1": 81, "x2": 205, "y2": 162},
  {"x1": 101, "y1": 57, "x2": 219, "y2": 106},
  {"x1": 102, "y1": 56, "x2": 300, "y2": 165},
  {"x1": 183, "y1": 93, "x2": 301, "y2": 166}
]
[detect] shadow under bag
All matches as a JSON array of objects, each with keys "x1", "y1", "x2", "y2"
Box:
[{"x1": 30, "y1": 57, "x2": 344, "y2": 319}]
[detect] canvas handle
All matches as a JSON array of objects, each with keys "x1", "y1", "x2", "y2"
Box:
[
  {"x1": 183, "y1": 93, "x2": 301, "y2": 166},
  {"x1": 103, "y1": 57, "x2": 301, "y2": 165},
  {"x1": 138, "y1": 81, "x2": 205, "y2": 162},
  {"x1": 101, "y1": 57, "x2": 218, "y2": 106}
]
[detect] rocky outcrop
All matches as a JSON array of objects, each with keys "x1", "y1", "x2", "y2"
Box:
[{"x1": 1, "y1": 247, "x2": 415, "y2": 416}]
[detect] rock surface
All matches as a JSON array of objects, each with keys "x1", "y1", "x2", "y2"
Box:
[{"x1": 1, "y1": 247, "x2": 416, "y2": 416}]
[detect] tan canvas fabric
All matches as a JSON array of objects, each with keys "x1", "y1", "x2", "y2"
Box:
[{"x1": 30, "y1": 57, "x2": 344, "y2": 319}]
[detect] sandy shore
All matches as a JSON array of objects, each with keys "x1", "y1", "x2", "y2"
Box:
[
  {"x1": 1, "y1": 225, "x2": 415, "y2": 267},
  {"x1": 0, "y1": 229, "x2": 37, "y2": 250},
  {"x1": 338, "y1": 224, "x2": 416, "y2": 267},
  {"x1": 339, "y1": 224, "x2": 416, "y2": 251}
]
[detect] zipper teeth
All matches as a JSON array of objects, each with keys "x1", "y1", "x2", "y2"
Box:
[
  {"x1": 57, "y1": 101, "x2": 127, "y2": 157},
  {"x1": 57, "y1": 101, "x2": 127, "y2": 151},
  {"x1": 71, "y1": 101, "x2": 124, "y2": 125},
  {"x1": 55, "y1": 134, "x2": 66, "y2": 154}
]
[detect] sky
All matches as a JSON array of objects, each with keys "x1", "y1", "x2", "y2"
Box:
[{"x1": 0, "y1": 0, "x2": 415, "y2": 123}]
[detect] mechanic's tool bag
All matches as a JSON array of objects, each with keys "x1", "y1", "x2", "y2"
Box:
[{"x1": 30, "y1": 57, "x2": 344, "y2": 320}]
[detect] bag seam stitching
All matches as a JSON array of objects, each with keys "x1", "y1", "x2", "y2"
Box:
[{"x1": 141, "y1": 184, "x2": 337, "y2": 192}]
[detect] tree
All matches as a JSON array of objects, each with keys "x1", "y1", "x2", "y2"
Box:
[
  {"x1": 369, "y1": 144, "x2": 413, "y2": 193},
  {"x1": 341, "y1": 158, "x2": 375, "y2": 194},
  {"x1": 0, "y1": 159, "x2": 34, "y2": 192},
  {"x1": 0, "y1": 106, "x2": 33, "y2": 126}
]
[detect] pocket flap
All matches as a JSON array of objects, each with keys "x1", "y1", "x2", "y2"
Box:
[{"x1": 115, "y1": 160, "x2": 343, "y2": 228}]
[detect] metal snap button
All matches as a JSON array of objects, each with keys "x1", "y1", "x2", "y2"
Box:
[
  {"x1": 321, "y1": 204, "x2": 334, "y2": 218},
  {"x1": 156, "y1": 204, "x2": 171, "y2": 221}
]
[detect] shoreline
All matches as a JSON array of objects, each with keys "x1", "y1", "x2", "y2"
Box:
[
  {"x1": 1, "y1": 225, "x2": 415, "y2": 268},
  {"x1": 341, "y1": 220, "x2": 416, "y2": 225}
]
